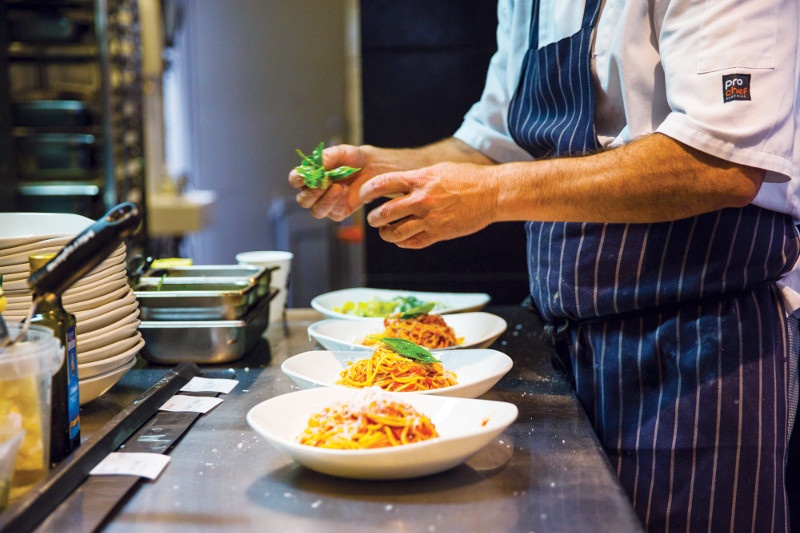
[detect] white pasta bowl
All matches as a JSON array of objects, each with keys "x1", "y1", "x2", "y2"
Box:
[
  {"x1": 246, "y1": 386, "x2": 519, "y2": 480},
  {"x1": 307, "y1": 312, "x2": 508, "y2": 352},
  {"x1": 280, "y1": 348, "x2": 513, "y2": 399}
]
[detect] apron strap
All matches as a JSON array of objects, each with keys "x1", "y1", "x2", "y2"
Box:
[{"x1": 528, "y1": 0, "x2": 603, "y2": 49}]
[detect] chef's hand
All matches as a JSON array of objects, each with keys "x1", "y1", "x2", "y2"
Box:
[
  {"x1": 359, "y1": 162, "x2": 499, "y2": 249},
  {"x1": 289, "y1": 144, "x2": 376, "y2": 222}
]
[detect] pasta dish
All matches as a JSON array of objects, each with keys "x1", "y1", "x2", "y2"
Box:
[
  {"x1": 333, "y1": 295, "x2": 436, "y2": 317},
  {"x1": 297, "y1": 392, "x2": 438, "y2": 449},
  {"x1": 337, "y1": 343, "x2": 458, "y2": 392},
  {"x1": 363, "y1": 313, "x2": 463, "y2": 349}
]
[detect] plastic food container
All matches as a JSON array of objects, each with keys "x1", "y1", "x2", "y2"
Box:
[
  {"x1": 0, "y1": 428, "x2": 24, "y2": 512},
  {"x1": 0, "y1": 324, "x2": 62, "y2": 504}
]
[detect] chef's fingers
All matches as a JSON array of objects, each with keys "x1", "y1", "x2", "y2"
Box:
[
  {"x1": 322, "y1": 143, "x2": 365, "y2": 173},
  {"x1": 295, "y1": 186, "x2": 325, "y2": 208},
  {"x1": 365, "y1": 192, "x2": 417, "y2": 228},
  {"x1": 376, "y1": 217, "x2": 433, "y2": 249},
  {"x1": 308, "y1": 183, "x2": 350, "y2": 221},
  {"x1": 359, "y1": 171, "x2": 411, "y2": 205},
  {"x1": 288, "y1": 167, "x2": 306, "y2": 190}
]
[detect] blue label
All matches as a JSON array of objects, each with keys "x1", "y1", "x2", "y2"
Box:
[{"x1": 66, "y1": 326, "x2": 80, "y2": 439}]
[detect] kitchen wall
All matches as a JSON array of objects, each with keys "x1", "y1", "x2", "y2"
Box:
[
  {"x1": 360, "y1": 0, "x2": 530, "y2": 305},
  {"x1": 164, "y1": 0, "x2": 358, "y2": 306},
  {"x1": 166, "y1": 1, "x2": 528, "y2": 307}
]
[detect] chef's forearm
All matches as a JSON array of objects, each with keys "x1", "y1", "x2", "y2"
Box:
[
  {"x1": 360, "y1": 137, "x2": 495, "y2": 174},
  {"x1": 492, "y1": 133, "x2": 764, "y2": 224}
]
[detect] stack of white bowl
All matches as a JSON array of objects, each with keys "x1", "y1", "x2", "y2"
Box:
[{"x1": 0, "y1": 213, "x2": 143, "y2": 405}]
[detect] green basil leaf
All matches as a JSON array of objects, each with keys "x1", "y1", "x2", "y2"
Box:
[
  {"x1": 295, "y1": 165, "x2": 314, "y2": 179},
  {"x1": 295, "y1": 149, "x2": 316, "y2": 167},
  {"x1": 326, "y1": 165, "x2": 361, "y2": 179},
  {"x1": 311, "y1": 141, "x2": 325, "y2": 167},
  {"x1": 295, "y1": 142, "x2": 361, "y2": 190},
  {"x1": 379, "y1": 337, "x2": 440, "y2": 363},
  {"x1": 399, "y1": 302, "x2": 436, "y2": 318},
  {"x1": 310, "y1": 168, "x2": 329, "y2": 188},
  {"x1": 394, "y1": 296, "x2": 428, "y2": 312}
]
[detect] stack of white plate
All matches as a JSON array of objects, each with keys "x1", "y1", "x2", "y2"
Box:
[{"x1": 0, "y1": 213, "x2": 143, "y2": 405}]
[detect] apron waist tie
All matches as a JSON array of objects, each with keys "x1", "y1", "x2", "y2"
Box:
[{"x1": 524, "y1": 278, "x2": 779, "y2": 349}]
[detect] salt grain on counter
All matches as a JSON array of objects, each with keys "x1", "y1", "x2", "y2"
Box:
[
  {"x1": 385, "y1": 505, "x2": 393, "y2": 511},
  {"x1": 311, "y1": 500, "x2": 322, "y2": 509}
]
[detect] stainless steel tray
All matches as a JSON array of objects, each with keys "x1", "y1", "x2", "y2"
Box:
[
  {"x1": 138, "y1": 289, "x2": 277, "y2": 364},
  {"x1": 133, "y1": 265, "x2": 274, "y2": 320}
]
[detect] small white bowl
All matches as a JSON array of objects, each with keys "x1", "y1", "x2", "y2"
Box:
[
  {"x1": 281, "y1": 348, "x2": 513, "y2": 399},
  {"x1": 307, "y1": 312, "x2": 507, "y2": 351},
  {"x1": 310, "y1": 287, "x2": 491, "y2": 321}
]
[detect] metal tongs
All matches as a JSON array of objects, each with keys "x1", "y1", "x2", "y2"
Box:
[{"x1": 0, "y1": 202, "x2": 143, "y2": 348}]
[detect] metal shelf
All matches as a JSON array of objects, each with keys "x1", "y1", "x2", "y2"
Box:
[
  {"x1": 0, "y1": 0, "x2": 147, "y2": 254},
  {"x1": 17, "y1": 180, "x2": 101, "y2": 196}
]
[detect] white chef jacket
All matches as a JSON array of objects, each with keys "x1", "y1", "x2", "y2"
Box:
[{"x1": 453, "y1": 0, "x2": 800, "y2": 311}]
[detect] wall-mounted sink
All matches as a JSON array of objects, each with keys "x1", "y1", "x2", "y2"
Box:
[{"x1": 147, "y1": 189, "x2": 216, "y2": 236}]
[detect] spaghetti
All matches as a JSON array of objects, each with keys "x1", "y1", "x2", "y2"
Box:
[
  {"x1": 363, "y1": 314, "x2": 463, "y2": 349},
  {"x1": 337, "y1": 344, "x2": 458, "y2": 392},
  {"x1": 297, "y1": 392, "x2": 438, "y2": 449}
]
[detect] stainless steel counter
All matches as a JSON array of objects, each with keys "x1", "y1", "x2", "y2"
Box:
[{"x1": 76, "y1": 306, "x2": 643, "y2": 533}]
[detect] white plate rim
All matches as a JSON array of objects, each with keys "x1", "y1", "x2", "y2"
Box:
[
  {"x1": 0, "y1": 235, "x2": 73, "y2": 257},
  {"x1": 0, "y1": 212, "x2": 93, "y2": 241},
  {"x1": 310, "y1": 287, "x2": 491, "y2": 321},
  {"x1": 307, "y1": 312, "x2": 507, "y2": 352},
  {"x1": 78, "y1": 356, "x2": 136, "y2": 405},
  {"x1": 78, "y1": 334, "x2": 143, "y2": 375},
  {"x1": 78, "y1": 330, "x2": 143, "y2": 364},
  {"x1": 76, "y1": 301, "x2": 139, "y2": 334},
  {"x1": 74, "y1": 290, "x2": 137, "y2": 322},
  {"x1": 65, "y1": 284, "x2": 131, "y2": 313},
  {"x1": 0, "y1": 243, "x2": 126, "y2": 283},
  {"x1": 77, "y1": 318, "x2": 140, "y2": 352},
  {"x1": 66, "y1": 268, "x2": 128, "y2": 296}
]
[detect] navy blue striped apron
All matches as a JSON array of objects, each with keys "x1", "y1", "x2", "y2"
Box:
[{"x1": 508, "y1": 1, "x2": 800, "y2": 531}]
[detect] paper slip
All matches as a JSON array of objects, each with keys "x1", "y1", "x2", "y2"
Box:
[
  {"x1": 180, "y1": 376, "x2": 239, "y2": 395},
  {"x1": 160, "y1": 394, "x2": 223, "y2": 414},
  {"x1": 90, "y1": 452, "x2": 170, "y2": 480}
]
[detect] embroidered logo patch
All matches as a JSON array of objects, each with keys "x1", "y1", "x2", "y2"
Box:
[{"x1": 722, "y1": 73, "x2": 751, "y2": 103}]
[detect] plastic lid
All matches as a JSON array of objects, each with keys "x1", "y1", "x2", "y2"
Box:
[{"x1": 0, "y1": 324, "x2": 62, "y2": 380}]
